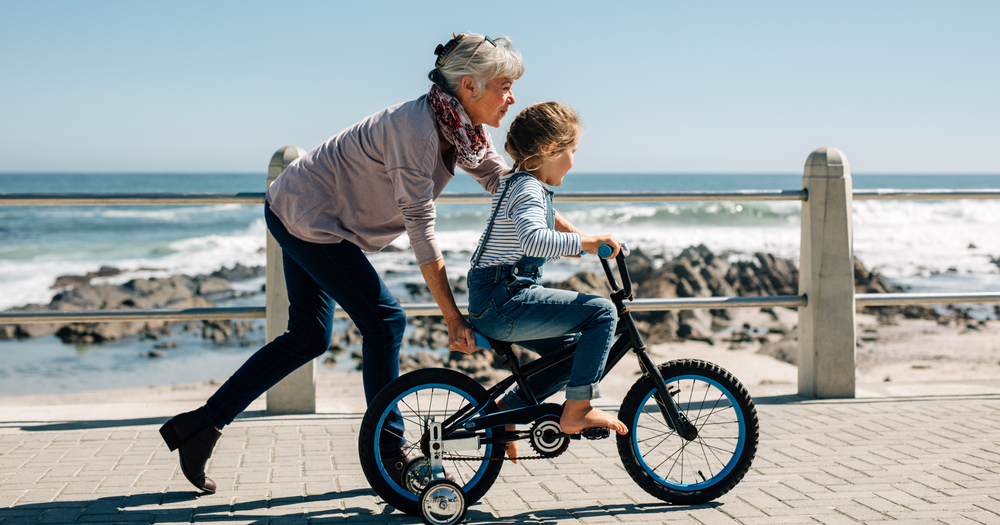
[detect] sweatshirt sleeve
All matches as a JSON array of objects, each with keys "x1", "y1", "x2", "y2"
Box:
[
  {"x1": 506, "y1": 178, "x2": 582, "y2": 258},
  {"x1": 386, "y1": 127, "x2": 443, "y2": 266}
]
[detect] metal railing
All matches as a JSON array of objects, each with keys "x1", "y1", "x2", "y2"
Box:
[
  {"x1": 2, "y1": 146, "x2": 999, "y2": 400},
  {"x1": 2, "y1": 185, "x2": 997, "y2": 324}
]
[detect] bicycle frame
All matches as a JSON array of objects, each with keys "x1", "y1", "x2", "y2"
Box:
[{"x1": 443, "y1": 251, "x2": 699, "y2": 444}]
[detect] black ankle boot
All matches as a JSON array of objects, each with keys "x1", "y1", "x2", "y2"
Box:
[{"x1": 160, "y1": 407, "x2": 222, "y2": 493}]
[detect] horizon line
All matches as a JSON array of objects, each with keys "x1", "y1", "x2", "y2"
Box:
[{"x1": 3, "y1": 171, "x2": 1000, "y2": 177}]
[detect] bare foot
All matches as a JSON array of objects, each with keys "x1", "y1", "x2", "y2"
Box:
[
  {"x1": 560, "y1": 400, "x2": 628, "y2": 435},
  {"x1": 496, "y1": 401, "x2": 518, "y2": 463}
]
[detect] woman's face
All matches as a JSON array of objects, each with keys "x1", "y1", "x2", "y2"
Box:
[{"x1": 459, "y1": 77, "x2": 515, "y2": 128}]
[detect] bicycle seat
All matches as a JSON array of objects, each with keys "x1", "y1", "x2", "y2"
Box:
[
  {"x1": 472, "y1": 330, "x2": 518, "y2": 369},
  {"x1": 472, "y1": 331, "x2": 493, "y2": 351}
]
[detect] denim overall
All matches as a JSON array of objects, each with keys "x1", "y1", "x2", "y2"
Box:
[{"x1": 467, "y1": 173, "x2": 617, "y2": 409}]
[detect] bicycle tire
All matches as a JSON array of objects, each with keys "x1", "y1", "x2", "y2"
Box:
[
  {"x1": 616, "y1": 359, "x2": 758, "y2": 504},
  {"x1": 359, "y1": 368, "x2": 505, "y2": 516}
]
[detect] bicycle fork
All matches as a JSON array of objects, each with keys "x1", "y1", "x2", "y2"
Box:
[{"x1": 634, "y1": 347, "x2": 698, "y2": 441}]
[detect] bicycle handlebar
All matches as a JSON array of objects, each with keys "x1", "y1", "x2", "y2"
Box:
[{"x1": 599, "y1": 243, "x2": 633, "y2": 300}]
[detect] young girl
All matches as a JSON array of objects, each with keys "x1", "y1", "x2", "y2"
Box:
[{"x1": 467, "y1": 102, "x2": 627, "y2": 460}]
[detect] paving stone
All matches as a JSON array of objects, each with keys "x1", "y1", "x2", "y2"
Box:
[{"x1": 2, "y1": 387, "x2": 999, "y2": 524}]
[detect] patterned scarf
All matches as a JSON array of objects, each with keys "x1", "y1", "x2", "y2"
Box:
[{"x1": 427, "y1": 84, "x2": 492, "y2": 169}]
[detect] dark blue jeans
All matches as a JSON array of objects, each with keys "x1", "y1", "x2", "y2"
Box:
[{"x1": 205, "y1": 202, "x2": 405, "y2": 450}]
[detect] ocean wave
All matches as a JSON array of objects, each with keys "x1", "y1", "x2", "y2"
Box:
[
  {"x1": 99, "y1": 204, "x2": 248, "y2": 221},
  {"x1": 3, "y1": 197, "x2": 999, "y2": 312},
  {"x1": 0, "y1": 219, "x2": 268, "y2": 310},
  {"x1": 435, "y1": 201, "x2": 802, "y2": 230},
  {"x1": 853, "y1": 199, "x2": 1000, "y2": 226}
]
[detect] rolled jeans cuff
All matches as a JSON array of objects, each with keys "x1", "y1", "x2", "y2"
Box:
[{"x1": 565, "y1": 383, "x2": 601, "y2": 402}]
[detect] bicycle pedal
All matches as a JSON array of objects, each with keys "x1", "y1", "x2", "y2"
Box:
[{"x1": 580, "y1": 428, "x2": 611, "y2": 440}]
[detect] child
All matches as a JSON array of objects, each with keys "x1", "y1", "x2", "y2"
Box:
[{"x1": 466, "y1": 102, "x2": 627, "y2": 460}]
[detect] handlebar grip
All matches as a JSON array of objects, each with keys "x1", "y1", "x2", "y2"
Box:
[{"x1": 598, "y1": 243, "x2": 630, "y2": 259}]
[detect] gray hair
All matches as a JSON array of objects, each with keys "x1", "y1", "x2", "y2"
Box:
[{"x1": 429, "y1": 33, "x2": 524, "y2": 100}]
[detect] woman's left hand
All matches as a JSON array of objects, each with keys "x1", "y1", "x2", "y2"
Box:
[{"x1": 448, "y1": 317, "x2": 477, "y2": 354}]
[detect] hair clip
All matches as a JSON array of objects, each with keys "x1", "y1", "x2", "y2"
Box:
[{"x1": 434, "y1": 34, "x2": 466, "y2": 67}]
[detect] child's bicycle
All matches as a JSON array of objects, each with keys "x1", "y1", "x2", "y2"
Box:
[{"x1": 359, "y1": 246, "x2": 759, "y2": 525}]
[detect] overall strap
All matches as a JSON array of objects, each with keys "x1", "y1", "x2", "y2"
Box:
[{"x1": 471, "y1": 172, "x2": 533, "y2": 268}]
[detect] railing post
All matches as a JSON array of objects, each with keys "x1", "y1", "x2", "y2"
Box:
[
  {"x1": 264, "y1": 146, "x2": 311, "y2": 415},
  {"x1": 798, "y1": 147, "x2": 856, "y2": 398}
]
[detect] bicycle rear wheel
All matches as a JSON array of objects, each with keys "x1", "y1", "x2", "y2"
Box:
[
  {"x1": 616, "y1": 359, "x2": 758, "y2": 504},
  {"x1": 359, "y1": 368, "x2": 505, "y2": 516}
]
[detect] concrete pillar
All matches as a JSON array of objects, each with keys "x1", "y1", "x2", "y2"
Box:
[
  {"x1": 265, "y1": 146, "x2": 312, "y2": 415},
  {"x1": 797, "y1": 147, "x2": 856, "y2": 398}
]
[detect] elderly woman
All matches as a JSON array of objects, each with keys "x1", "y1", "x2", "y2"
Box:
[{"x1": 158, "y1": 33, "x2": 559, "y2": 493}]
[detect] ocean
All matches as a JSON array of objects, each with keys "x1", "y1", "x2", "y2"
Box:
[{"x1": 1, "y1": 172, "x2": 998, "y2": 395}]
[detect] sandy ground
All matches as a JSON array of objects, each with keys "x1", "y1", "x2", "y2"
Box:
[{"x1": 1, "y1": 306, "x2": 997, "y2": 412}]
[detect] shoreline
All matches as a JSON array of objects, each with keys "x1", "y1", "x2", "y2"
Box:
[{"x1": 2, "y1": 309, "x2": 997, "y2": 411}]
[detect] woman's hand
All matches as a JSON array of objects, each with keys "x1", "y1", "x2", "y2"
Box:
[
  {"x1": 420, "y1": 259, "x2": 476, "y2": 354},
  {"x1": 447, "y1": 316, "x2": 477, "y2": 354},
  {"x1": 580, "y1": 234, "x2": 621, "y2": 258}
]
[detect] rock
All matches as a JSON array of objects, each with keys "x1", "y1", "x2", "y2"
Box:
[
  {"x1": 676, "y1": 314, "x2": 715, "y2": 345},
  {"x1": 210, "y1": 264, "x2": 264, "y2": 282},
  {"x1": 197, "y1": 277, "x2": 232, "y2": 294},
  {"x1": 758, "y1": 334, "x2": 798, "y2": 365},
  {"x1": 550, "y1": 271, "x2": 609, "y2": 296},
  {"x1": 854, "y1": 258, "x2": 937, "y2": 320},
  {"x1": 451, "y1": 275, "x2": 468, "y2": 295},
  {"x1": 549, "y1": 245, "x2": 800, "y2": 343},
  {"x1": 57, "y1": 322, "x2": 134, "y2": 344},
  {"x1": 140, "y1": 350, "x2": 167, "y2": 358},
  {"x1": 0, "y1": 304, "x2": 62, "y2": 340},
  {"x1": 0, "y1": 264, "x2": 260, "y2": 344},
  {"x1": 201, "y1": 320, "x2": 257, "y2": 343},
  {"x1": 448, "y1": 349, "x2": 505, "y2": 384},
  {"x1": 52, "y1": 266, "x2": 124, "y2": 289},
  {"x1": 400, "y1": 351, "x2": 445, "y2": 374},
  {"x1": 51, "y1": 284, "x2": 134, "y2": 310},
  {"x1": 405, "y1": 282, "x2": 432, "y2": 301},
  {"x1": 854, "y1": 258, "x2": 896, "y2": 294},
  {"x1": 165, "y1": 296, "x2": 214, "y2": 309}
]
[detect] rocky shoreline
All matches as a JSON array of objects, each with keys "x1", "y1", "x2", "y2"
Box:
[
  {"x1": 0, "y1": 264, "x2": 265, "y2": 345},
  {"x1": 3, "y1": 246, "x2": 994, "y2": 383}
]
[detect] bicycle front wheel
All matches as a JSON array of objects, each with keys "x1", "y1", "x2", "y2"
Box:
[
  {"x1": 359, "y1": 368, "x2": 505, "y2": 516},
  {"x1": 617, "y1": 359, "x2": 758, "y2": 505}
]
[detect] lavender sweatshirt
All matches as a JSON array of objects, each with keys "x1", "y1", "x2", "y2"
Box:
[{"x1": 266, "y1": 95, "x2": 508, "y2": 266}]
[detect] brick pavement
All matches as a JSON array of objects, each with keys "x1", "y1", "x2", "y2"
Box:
[{"x1": 1, "y1": 376, "x2": 999, "y2": 524}]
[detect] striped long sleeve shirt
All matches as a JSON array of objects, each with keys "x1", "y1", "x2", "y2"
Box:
[{"x1": 471, "y1": 173, "x2": 582, "y2": 268}]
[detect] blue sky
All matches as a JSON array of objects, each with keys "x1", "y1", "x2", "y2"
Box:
[{"x1": 1, "y1": 1, "x2": 997, "y2": 174}]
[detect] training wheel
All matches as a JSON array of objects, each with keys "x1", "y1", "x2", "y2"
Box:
[{"x1": 420, "y1": 479, "x2": 467, "y2": 525}]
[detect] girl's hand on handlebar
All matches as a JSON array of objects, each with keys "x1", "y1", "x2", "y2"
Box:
[{"x1": 580, "y1": 234, "x2": 621, "y2": 259}]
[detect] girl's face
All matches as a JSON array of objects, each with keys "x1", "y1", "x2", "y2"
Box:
[{"x1": 536, "y1": 135, "x2": 579, "y2": 187}]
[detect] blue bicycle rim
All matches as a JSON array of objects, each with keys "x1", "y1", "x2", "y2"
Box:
[
  {"x1": 631, "y1": 374, "x2": 746, "y2": 491},
  {"x1": 374, "y1": 382, "x2": 495, "y2": 502}
]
